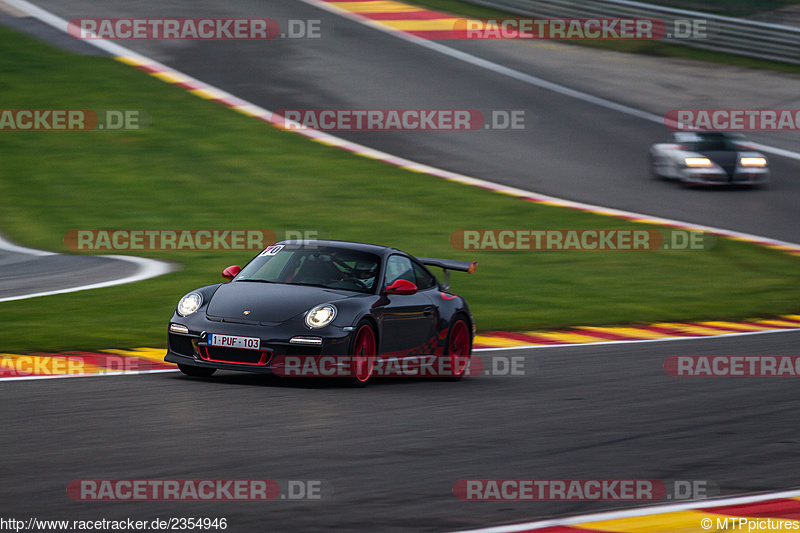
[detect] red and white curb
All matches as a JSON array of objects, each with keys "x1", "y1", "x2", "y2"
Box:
[
  {"x1": 474, "y1": 314, "x2": 800, "y2": 350},
  {"x1": 448, "y1": 489, "x2": 800, "y2": 533}
]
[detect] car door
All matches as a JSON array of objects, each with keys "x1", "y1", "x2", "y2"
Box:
[{"x1": 378, "y1": 254, "x2": 436, "y2": 356}]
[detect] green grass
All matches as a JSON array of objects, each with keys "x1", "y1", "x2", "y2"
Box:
[
  {"x1": 1, "y1": 25, "x2": 800, "y2": 353},
  {"x1": 404, "y1": 0, "x2": 800, "y2": 74}
]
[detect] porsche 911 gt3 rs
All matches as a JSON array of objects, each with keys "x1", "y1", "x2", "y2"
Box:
[
  {"x1": 165, "y1": 240, "x2": 477, "y2": 386},
  {"x1": 650, "y1": 131, "x2": 769, "y2": 186}
]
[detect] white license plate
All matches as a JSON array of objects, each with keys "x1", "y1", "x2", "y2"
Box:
[{"x1": 208, "y1": 334, "x2": 260, "y2": 350}]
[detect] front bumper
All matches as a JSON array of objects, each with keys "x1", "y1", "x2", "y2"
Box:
[
  {"x1": 166, "y1": 319, "x2": 354, "y2": 374},
  {"x1": 680, "y1": 167, "x2": 769, "y2": 185}
]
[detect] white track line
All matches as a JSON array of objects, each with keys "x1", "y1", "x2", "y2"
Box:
[
  {"x1": 0, "y1": 368, "x2": 179, "y2": 382},
  {"x1": 448, "y1": 489, "x2": 800, "y2": 533},
  {"x1": 0, "y1": 234, "x2": 173, "y2": 303},
  {"x1": 0, "y1": 233, "x2": 54, "y2": 257}
]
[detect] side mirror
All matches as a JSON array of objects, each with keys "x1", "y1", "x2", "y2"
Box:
[
  {"x1": 222, "y1": 265, "x2": 241, "y2": 280},
  {"x1": 386, "y1": 279, "x2": 418, "y2": 295}
]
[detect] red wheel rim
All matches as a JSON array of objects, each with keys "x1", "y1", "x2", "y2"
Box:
[
  {"x1": 448, "y1": 320, "x2": 470, "y2": 376},
  {"x1": 352, "y1": 324, "x2": 376, "y2": 383}
]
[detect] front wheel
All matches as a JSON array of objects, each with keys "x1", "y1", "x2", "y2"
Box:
[
  {"x1": 345, "y1": 320, "x2": 376, "y2": 387},
  {"x1": 440, "y1": 318, "x2": 471, "y2": 381},
  {"x1": 177, "y1": 364, "x2": 216, "y2": 378}
]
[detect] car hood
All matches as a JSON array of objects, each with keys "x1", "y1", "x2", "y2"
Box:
[
  {"x1": 695, "y1": 150, "x2": 738, "y2": 175},
  {"x1": 206, "y1": 281, "x2": 356, "y2": 323}
]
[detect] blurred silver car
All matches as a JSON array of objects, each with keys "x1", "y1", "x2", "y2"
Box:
[{"x1": 650, "y1": 131, "x2": 769, "y2": 186}]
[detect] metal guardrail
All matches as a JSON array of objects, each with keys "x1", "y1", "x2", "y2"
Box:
[{"x1": 458, "y1": 0, "x2": 800, "y2": 65}]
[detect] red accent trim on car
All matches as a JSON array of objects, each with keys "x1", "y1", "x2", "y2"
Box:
[{"x1": 198, "y1": 345, "x2": 272, "y2": 366}]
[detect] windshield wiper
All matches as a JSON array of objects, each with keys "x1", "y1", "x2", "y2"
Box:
[
  {"x1": 236, "y1": 279, "x2": 276, "y2": 283},
  {"x1": 289, "y1": 282, "x2": 330, "y2": 289}
]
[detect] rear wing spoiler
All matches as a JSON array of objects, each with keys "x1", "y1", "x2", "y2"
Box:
[
  {"x1": 417, "y1": 257, "x2": 477, "y2": 290},
  {"x1": 418, "y1": 258, "x2": 477, "y2": 273}
]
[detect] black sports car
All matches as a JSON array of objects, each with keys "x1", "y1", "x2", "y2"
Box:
[{"x1": 165, "y1": 240, "x2": 477, "y2": 385}]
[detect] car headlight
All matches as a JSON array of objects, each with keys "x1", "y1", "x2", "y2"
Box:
[
  {"x1": 740, "y1": 157, "x2": 767, "y2": 167},
  {"x1": 305, "y1": 304, "x2": 337, "y2": 329},
  {"x1": 684, "y1": 157, "x2": 713, "y2": 168},
  {"x1": 177, "y1": 292, "x2": 203, "y2": 317}
]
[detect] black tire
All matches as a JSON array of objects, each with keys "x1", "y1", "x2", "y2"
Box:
[{"x1": 178, "y1": 364, "x2": 217, "y2": 378}]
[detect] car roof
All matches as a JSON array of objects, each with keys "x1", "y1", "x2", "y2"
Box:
[{"x1": 273, "y1": 239, "x2": 402, "y2": 257}]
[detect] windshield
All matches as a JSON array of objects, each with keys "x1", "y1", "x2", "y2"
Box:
[
  {"x1": 675, "y1": 132, "x2": 744, "y2": 152},
  {"x1": 236, "y1": 245, "x2": 381, "y2": 294}
]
